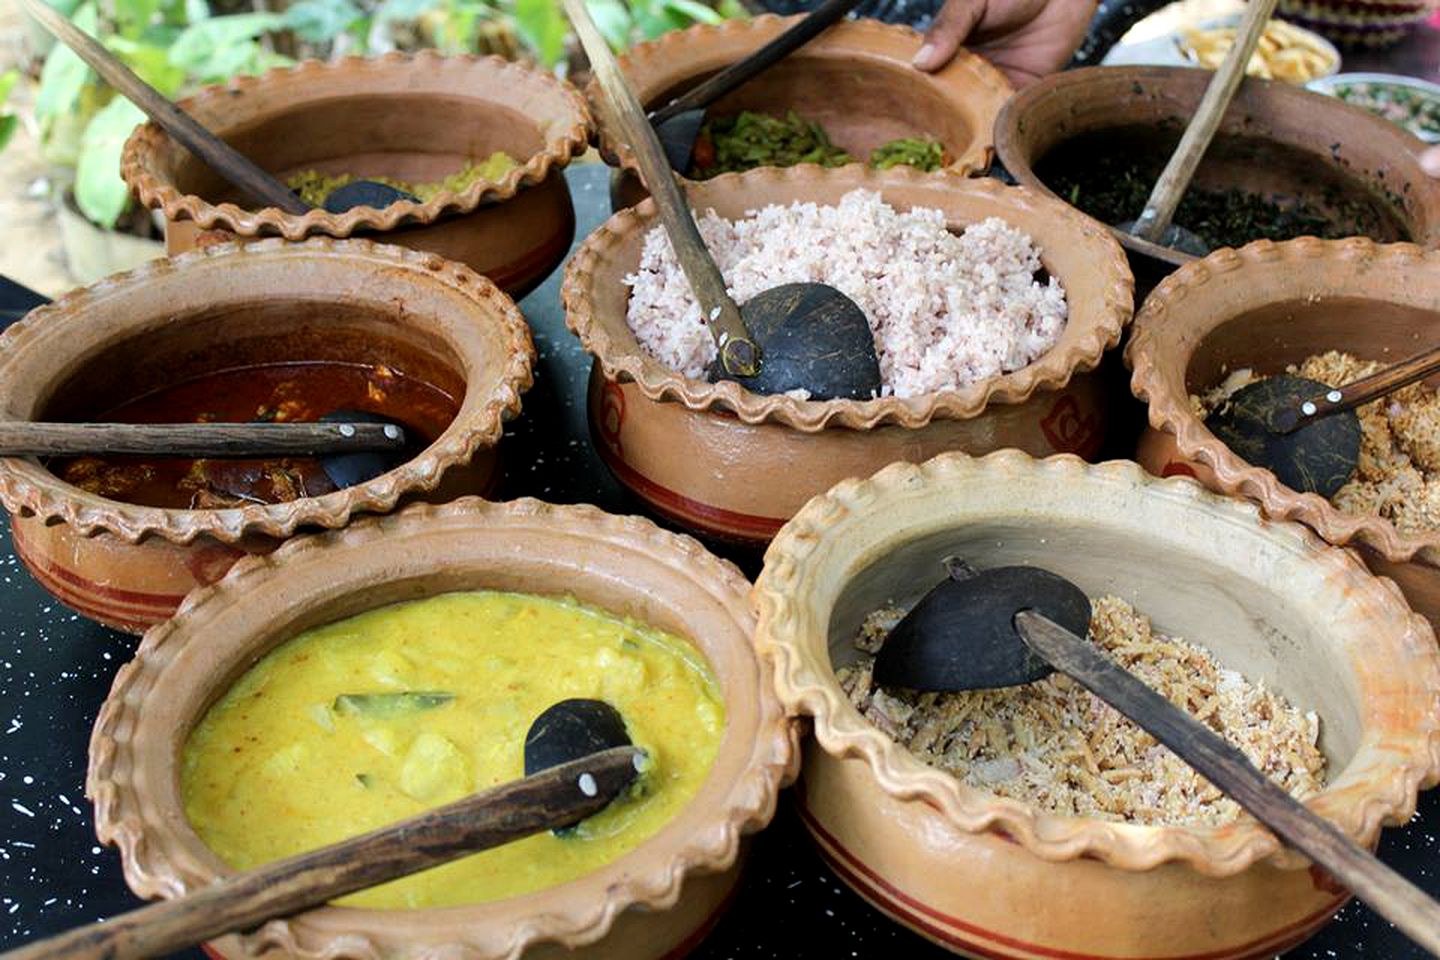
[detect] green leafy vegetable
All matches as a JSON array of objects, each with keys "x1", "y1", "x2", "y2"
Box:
[
  {"x1": 333, "y1": 691, "x2": 457, "y2": 718},
  {"x1": 693, "y1": 110, "x2": 852, "y2": 178},
  {"x1": 869, "y1": 137, "x2": 944, "y2": 172}
]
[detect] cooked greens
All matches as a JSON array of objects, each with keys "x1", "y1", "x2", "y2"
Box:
[
  {"x1": 690, "y1": 110, "x2": 946, "y2": 178},
  {"x1": 868, "y1": 137, "x2": 945, "y2": 172}
]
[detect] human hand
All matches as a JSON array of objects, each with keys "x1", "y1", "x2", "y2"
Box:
[
  {"x1": 912, "y1": 0, "x2": 1097, "y2": 88},
  {"x1": 1422, "y1": 144, "x2": 1440, "y2": 178}
]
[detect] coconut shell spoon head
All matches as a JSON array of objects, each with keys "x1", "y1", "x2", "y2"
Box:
[
  {"x1": 563, "y1": 0, "x2": 882, "y2": 401},
  {"x1": 19, "y1": 0, "x2": 416, "y2": 215},
  {"x1": 873, "y1": 558, "x2": 1440, "y2": 958},
  {"x1": 1204, "y1": 342, "x2": 1440, "y2": 498},
  {"x1": 0, "y1": 700, "x2": 643, "y2": 960}
]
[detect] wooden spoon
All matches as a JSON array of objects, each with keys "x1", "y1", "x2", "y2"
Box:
[
  {"x1": 1205, "y1": 343, "x2": 1440, "y2": 498},
  {"x1": 0, "y1": 700, "x2": 642, "y2": 960},
  {"x1": 562, "y1": 0, "x2": 883, "y2": 401},
  {"x1": 1120, "y1": 0, "x2": 1282, "y2": 255},
  {"x1": 874, "y1": 559, "x2": 1440, "y2": 958},
  {"x1": 647, "y1": 0, "x2": 865, "y2": 174},
  {"x1": 0, "y1": 421, "x2": 406, "y2": 459},
  {"x1": 19, "y1": 0, "x2": 416, "y2": 215}
]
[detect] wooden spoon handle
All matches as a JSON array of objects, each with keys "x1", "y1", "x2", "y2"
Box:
[
  {"x1": 0, "y1": 747, "x2": 641, "y2": 960},
  {"x1": 561, "y1": 0, "x2": 759, "y2": 377},
  {"x1": 648, "y1": 0, "x2": 863, "y2": 126},
  {"x1": 0, "y1": 422, "x2": 406, "y2": 458},
  {"x1": 1277, "y1": 344, "x2": 1440, "y2": 433},
  {"x1": 1016, "y1": 612, "x2": 1440, "y2": 957},
  {"x1": 1131, "y1": 0, "x2": 1279, "y2": 242},
  {"x1": 18, "y1": 0, "x2": 310, "y2": 216}
]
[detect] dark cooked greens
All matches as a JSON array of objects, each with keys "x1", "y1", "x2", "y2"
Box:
[{"x1": 690, "y1": 111, "x2": 946, "y2": 178}]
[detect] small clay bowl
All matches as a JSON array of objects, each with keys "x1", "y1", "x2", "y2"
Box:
[
  {"x1": 995, "y1": 65, "x2": 1440, "y2": 288},
  {"x1": 0, "y1": 239, "x2": 534, "y2": 634},
  {"x1": 1127, "y1": 237, "x2": 1440, "y2": 630},
  {"x1": 87, "y1": 497, "x2": 796, "y2": 960},
  {"x1": 562, "y1": 165, "x2": 1133, "y2": 547},
  {"x1": 121, "y1": 52, "x2": 591, "y2": 299},
  {"x1": 755, "y1": 450, "x2": 1440, "y2": 959},
  {"x1": 594, "y1": 16, "x2": 1013, "y2": 210}
]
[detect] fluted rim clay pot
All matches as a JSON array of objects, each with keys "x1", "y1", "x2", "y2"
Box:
[
  {"x1": 87, "y1": 497, "x2": 797, "y2": 960},
  {"x1": 755, "y1": 451, "x2": 1440, "y2": 875},
  {"x1": 592, "y1": 16, "x2": 1012, "y2": 180},
  {"x1": 0, "y1": 238, "x2": 534, "y2": 544},
  {"x1": 562, "y1": 164, "x2": 1133, "y2": 432},
  {"x1": 994, "y1": 65, "x2": 1440, "y2": 270},
  {"x1": 1128, "y1": 236, "x2": 1440, "y2": 566},
  {"x1": 121, "y1": 51, "x2": 591, "y2": 240}
]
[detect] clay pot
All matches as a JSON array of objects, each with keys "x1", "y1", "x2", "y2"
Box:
[
  {"x1": 562, "y1": 165, "x2": 1133, "y2": 547},
  {"x1": 994, "y1": 65, "x2": 1440, "y2": 288},
  {"x1": 755, "y1": 450, "x2": 1440, "y2": 959},
  {"x1": 0, "y1": 239, "x2": 534, "y2": 634},
  {"x1": 594, "y1": 16, "x2": 1012, "y2": 210},
  {"x1": 87, "y1": 496, "x2": 797, "y2": 960},
  {"x1": 121, "y1": 52, "x2": 591, "y2": 299},
  {"x1": 1127, "y1": 237, "x2": 1440, "y2": 630}
]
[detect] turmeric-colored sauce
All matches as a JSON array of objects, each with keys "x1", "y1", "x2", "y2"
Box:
[{"x1": 181, "y1": 591, "x2": 724, "y2": 909}]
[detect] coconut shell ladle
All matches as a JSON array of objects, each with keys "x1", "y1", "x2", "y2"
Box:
[
  {"x1": 875, "y1": 559, "x2": 1440, "y2": 957},
  {"x1": 1205, "y1": 342, "x2": 1440, "y2": 499},
  {"x1": 0, "y1": 699, "x2": 640, "y2": 960},
  {"x1": 19, "y1": 0, "x2": 416, "y2": 214},
  {"x1": 1116, "y1": 0, "x2": 1282, "y2": 256},
  {"x1": 563, "y1": 0, "x2": 882, "y2": 401}
]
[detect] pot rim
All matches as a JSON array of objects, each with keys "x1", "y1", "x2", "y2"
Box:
[
  {"x1": 1127, "y1": 237, "x2": 1440, "y2": 565},
  {"x1": 560, "y1": 165, "x2": 1134, "y2": 431},
  {"x1": 0, "y1": 237, "x2": 535, "y2": 545},
  {"x1": 591, "y1": 14, "x2": 1013, "y2": 180},
  {"x1": 120, "y1": 51, "x2": 592, "y2": 241},
  {"x1": 87, "y1": 496, "x2": 797, "y2": 960},
  {"x1": 753, "y1": 450, "x2": 1440, "y2": 876}
]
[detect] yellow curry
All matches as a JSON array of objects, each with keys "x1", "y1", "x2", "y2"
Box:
[
  {"x1": 181, "y1": 591, "x2": 724, "y2": 909},
  {"x1": 287, "y1": 151, "x2": 519, "y2": 206}
]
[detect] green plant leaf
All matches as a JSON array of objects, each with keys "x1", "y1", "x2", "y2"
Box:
[
  {"x1": 0, "y1": 70, "x2": 17, "y2": 103},
  {"x1": 284, "y1": 0, "x2": 365, "y2": 41},
  {"x1": 183, "y1": 0, "x2": 210, "y2": 23},
  {"x1": 35, "y1": 2, "x2": 98, "y2": 122},
  {"x1": 511, "y1": 0, "x2": 567, "y2": 66},
  {"x1": 74, "y1": 97, "x2": 145, "y2": 229},
  {"x1": 104, "y1": 36, "x2": 186, "y2": 96},
  {"x1": 112, "y1": 0, "x2": 165, "y2": 38},
  {"x1": 376, "y1": 0, "x2": 439, "y2": 21},
  {"x1": 0, "y1": 115, "x2": 17, "y2": 153},
  {"x1": 658, "y1": 0, "x2": 721, "y2": 23},
  {"x1": 586, "y1": 0, "x2": 630, "y2": 48},
  {"x1": 167, "y1": 11, "x2": 285, "y2": 74}
]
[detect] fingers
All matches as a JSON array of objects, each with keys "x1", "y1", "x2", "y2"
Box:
[
  {"x1": 1422, "y1": 144, "x2": 1440, "y2": 178},
  {"x1": 913, "y1": 0, "x2": 988, "y2": 72}
]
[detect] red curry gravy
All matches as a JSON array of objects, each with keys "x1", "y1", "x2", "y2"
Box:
[{"x1": 53, "y1": 362, "x2": 458, "y2": 509}]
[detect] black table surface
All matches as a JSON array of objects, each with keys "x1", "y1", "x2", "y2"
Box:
[{"x1": 2, "y1": 163, "x2": 1438, "y2": 959}]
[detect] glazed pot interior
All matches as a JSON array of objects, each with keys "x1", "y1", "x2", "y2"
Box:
[
  {"x1": 820, "y1": 478, "x2": 1368, "y2": 779},
  {"x1": 1185, "y1": 296, "x2": 1440, "y2": 394},
  {"x1": 648, "y1": 58, "x2": 975, "y2": 171},
  {"x1": 169, "y1": 94, "x2": 545, "y2": 206}
]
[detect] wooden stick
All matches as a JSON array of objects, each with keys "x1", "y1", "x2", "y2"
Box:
[
  {"x1": 0, "y1": 747, "x2": 642, "y2": 960},
  {"x1": 647, "y1": 0, "x2": 863, "y2": 126},
  {"x1": 18, "y1": 0, "x2": 310, "y2": 215},
  {"x1": 1016, "y1": 612, "x2": 1440, "y2": 957},
  {"x1": 1130, "y1": 0, "x2": 1279, "y2": 242},
  {"x1": 561, "y1": 0, "x2": 760, "y2": 378},
  {"x1": 1275, "y1": 344, "x2": 1440, "y2": 433},
  {"x1": 0, "y1": 422, "x2": 406, "y2": 458}
]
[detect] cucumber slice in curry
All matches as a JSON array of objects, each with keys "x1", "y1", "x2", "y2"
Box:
[{"x1": 333, "y1": 691, "x2": 456, "y2": 718}]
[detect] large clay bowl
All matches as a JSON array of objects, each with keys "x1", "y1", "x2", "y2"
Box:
[
  {"x1": 1127, "y1": 237, "x2": 1440, "y2": 630},
  {"x1": 87, "y1": 497, "x2": 796, "y2": 960},
  {"x1": 562, "y1": 165, "x2": 1133, "y2": 548},
  {"x1": 0, "y1": 239, "x2": 534, "y2": 634},
  {"x1": 755, "y1": 451, "x2": 1440, "y2": 959},
  {"x1": 122, "y1": 52, "x2": 590, "y2": 299},
  {"x1": 994, "y1": 65, "x2": 1440, "y2": 289},
  {"x1": 595, "y1": 16, "x2": 1012, "y2": 210}
]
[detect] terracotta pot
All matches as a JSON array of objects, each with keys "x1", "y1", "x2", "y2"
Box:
[
  {"x1": 994, "y1": 65, "x2": 1440, "y2": 283},
  {"x1": 87, "y1": 497, "x2": 797, "y2": 960},
  {"x1": 593, "y1": 16, "x2": 1013, "y2": 210},
  {"x1": 121, "y1": 52, "x2": 591, "y2": 299},
  {"x1": 754, "y1": 451, "x2": 1440, "y2": 959},
  {"x1": 1126, "y1": 237, "x2": 1440, "y2": 630},
  {"x1": 0, "y1": 239, "x2": 535, "y2": 634},
  {"x1": 563, "y1": 165, "x2": 1133, "y2": 547}
]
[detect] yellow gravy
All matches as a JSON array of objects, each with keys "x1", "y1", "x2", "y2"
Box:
[{"x1": 181, "y1": 591, "x2": 725, "y2": 909}]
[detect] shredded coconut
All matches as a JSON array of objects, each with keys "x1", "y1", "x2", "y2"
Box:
[{"x1": 622, "y1": 190, "x2": 1068, "y2": 398}]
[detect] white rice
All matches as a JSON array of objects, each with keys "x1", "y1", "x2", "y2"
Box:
[{"x1": 622, "y1": 189, "x2": 1069, "y2": 398}]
